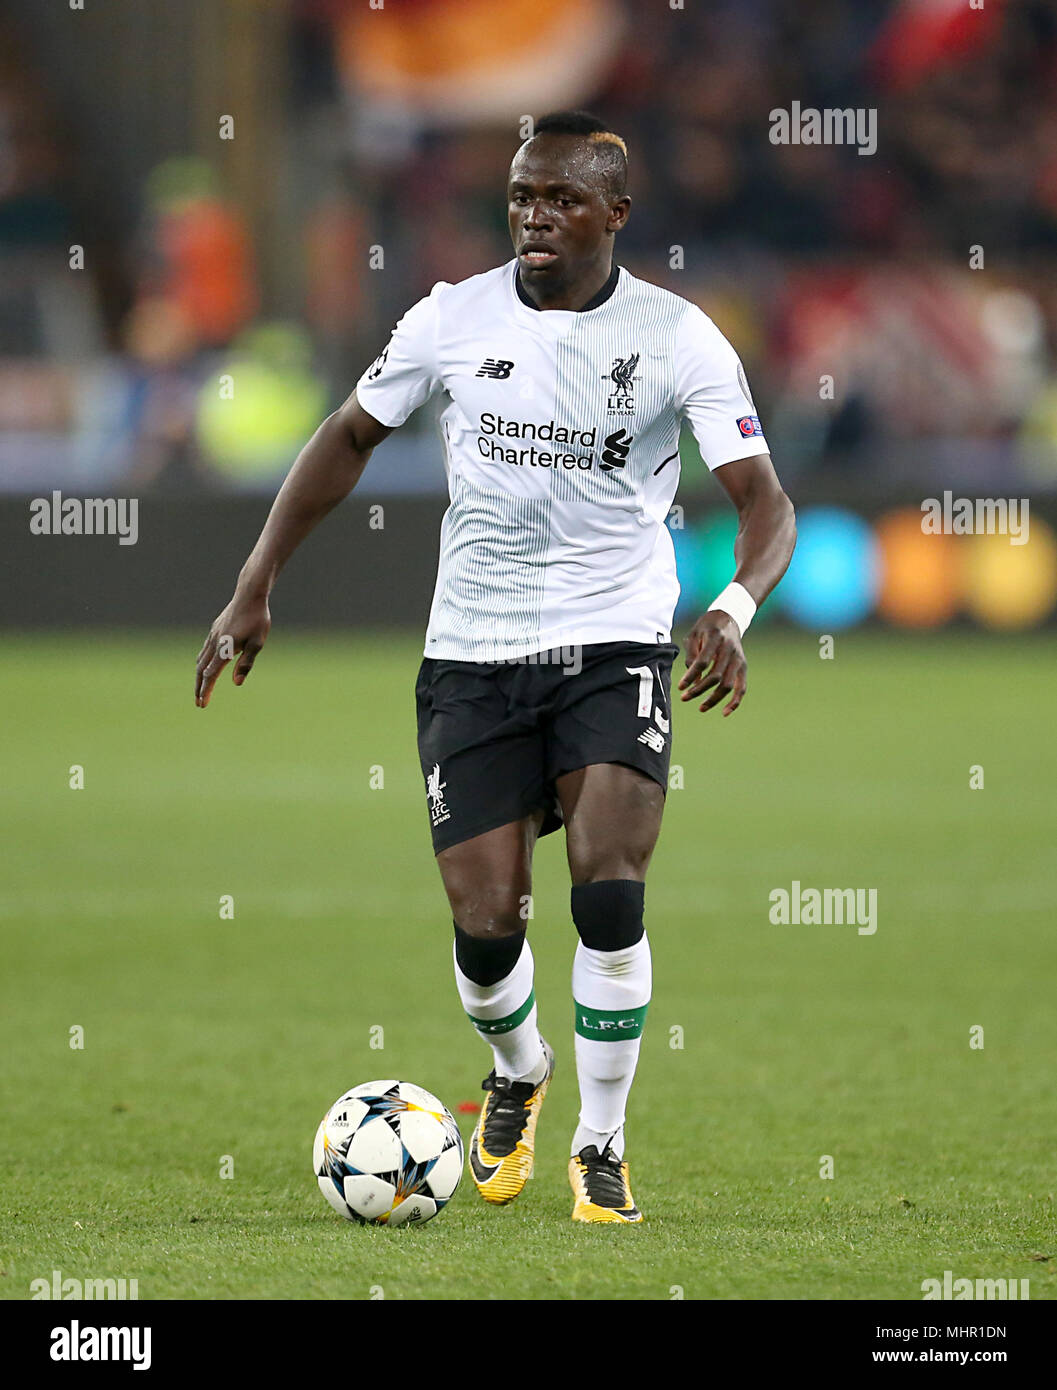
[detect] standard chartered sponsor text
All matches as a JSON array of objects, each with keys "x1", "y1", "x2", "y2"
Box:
[{"x1": 478, "y1": 412, "x2": 596, "y2": 470}]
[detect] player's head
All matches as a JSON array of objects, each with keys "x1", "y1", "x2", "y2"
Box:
[{"x1": 508, "y1": 110, "x2": 631, "y2": 293}]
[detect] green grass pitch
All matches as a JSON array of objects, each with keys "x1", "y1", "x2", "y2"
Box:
[{"x1": 1, "y1": 629, "x2": 1054, "y2": 1300}]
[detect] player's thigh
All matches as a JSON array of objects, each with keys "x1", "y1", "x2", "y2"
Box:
[
  {"x1": 436, "y1": 811, "x2": 546, "y2": 937},
  {"x1": 556, "y1": 762, "x2": 665, "y2": 885},
  {"x1": 417, "y1": 657, "x2": 555, "y2": 859}
]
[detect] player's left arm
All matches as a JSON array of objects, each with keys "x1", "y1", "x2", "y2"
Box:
[{"x1": 679, "y1": 452, "x2": 796, "y2": 715}]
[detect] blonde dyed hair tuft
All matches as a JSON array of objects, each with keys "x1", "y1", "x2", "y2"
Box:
[{"x1": 588, "y1": 131, "x2": 628, "y2": 159}]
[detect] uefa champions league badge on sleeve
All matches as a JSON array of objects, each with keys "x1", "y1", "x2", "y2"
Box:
[{"x1": 736, "y1": 415, "x2": 763, "y2": 438}]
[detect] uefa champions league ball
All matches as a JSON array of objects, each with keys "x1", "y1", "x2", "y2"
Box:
[{"x1": 313, "y1": 1080, "x2": 464, "y2": 1226}]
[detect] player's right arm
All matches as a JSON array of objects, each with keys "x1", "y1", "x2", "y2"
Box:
[
  {"x1": 193, "y1": 393, "x2": 391, "y2": 708},
  {"x1": 195, "y1": 282, "x2": 445, "y2": 706}
]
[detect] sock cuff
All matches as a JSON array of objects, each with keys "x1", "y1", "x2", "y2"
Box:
[
  {"x1": 453, "y1": 929, "x2": 535, "y2": 1032},
  {"x1": 453, "y1": 920, "x2": 526, "y2": 985},
  {"x1": 571, "y1": 879, "x2": 645, "y2": 950}
]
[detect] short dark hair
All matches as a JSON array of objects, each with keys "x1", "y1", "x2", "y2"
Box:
[{"x1": 529, "y1": 110, "x2": 628, "y2": 199}]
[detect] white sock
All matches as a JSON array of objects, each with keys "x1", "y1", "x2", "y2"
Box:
[
  {"x1": 453, "y1": 937, "x2": 546, "y2": 1083},
  {"x1": 571, "y1": 936, "x2": 651, "y2": 1159}
]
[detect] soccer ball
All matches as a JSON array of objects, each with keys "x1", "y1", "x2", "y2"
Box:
[{"x1": 313, "y1": 1080, "x2": 464, "y2": 1226}]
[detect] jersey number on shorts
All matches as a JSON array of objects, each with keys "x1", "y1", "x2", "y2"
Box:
[{"x1": 626, "y1": 665, "x2": 670, "y2": 733}]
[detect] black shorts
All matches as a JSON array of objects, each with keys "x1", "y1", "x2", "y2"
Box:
[{"x1": 415, "y1": 640, "x2": 680, "y2": 855}]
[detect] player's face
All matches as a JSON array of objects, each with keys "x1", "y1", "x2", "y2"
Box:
[{"x1": 508, "y1": 136, "x2": 628, "y2": 292}]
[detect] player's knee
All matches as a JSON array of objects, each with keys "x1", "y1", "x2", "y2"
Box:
[
  {"x1": 450, "y1": 894, "x2": 527, "y2": 942},
  {"x1": 441, "y1": 852, "x2": 531, "y2": 940},
  {"x1": 570, "y1": 879, "x2": 645, "y2": 951},
  {"x1": 453, "y1": 920, "x2": 525, "y2": 985},
  {"x1": 570, "y1": 845, "x2": 652, "y2": 884}
]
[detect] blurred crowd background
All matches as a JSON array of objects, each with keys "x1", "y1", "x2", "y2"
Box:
[{"x1": 4, "y1": 0, "x2": 1057, "y2": 629}]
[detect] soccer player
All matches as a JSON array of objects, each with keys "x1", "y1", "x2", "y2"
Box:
[{"x1": 195, "y1": 111, "x2": 796, "y2": 1223}]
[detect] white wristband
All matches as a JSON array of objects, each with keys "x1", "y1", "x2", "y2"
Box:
[{"x1": 708, "y1": 581, "x2": 757, "y2": 638}]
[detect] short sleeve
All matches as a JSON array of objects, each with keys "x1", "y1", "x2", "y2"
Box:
[
  {"x1": 674, "y1": 305, "x2": 769, "y2": 469},
  {"x1": 354, "y1": 282, "x2": 449, "y2": 428}
]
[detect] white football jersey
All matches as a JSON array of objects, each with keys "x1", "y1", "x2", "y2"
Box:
[{"x1": 355, "y1": 259, "x2": 768, "y2": 662}]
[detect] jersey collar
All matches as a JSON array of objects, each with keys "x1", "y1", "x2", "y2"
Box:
[{"x1": 513, "y1": 260, "x2": 621, "y2": 313}]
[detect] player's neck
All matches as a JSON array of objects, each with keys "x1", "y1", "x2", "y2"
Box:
[{"x1": 516, "y1": 258, "x2": 618, "y2": 312}]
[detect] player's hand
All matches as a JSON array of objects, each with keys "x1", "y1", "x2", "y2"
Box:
[
  {"x1": 678, "y1": 611, "x2": 746, "y2": 716},
  {"x1": 194, "y1": 590, "x2": 271, "y2": 708}
]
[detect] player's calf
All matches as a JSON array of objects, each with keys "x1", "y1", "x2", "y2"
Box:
[
  {"x1": 568, "y1": 879, "x2": 651, "y2": 1221},
  {"x1": 452, "y1": 923, "x2": 554, "y2": 1204}
]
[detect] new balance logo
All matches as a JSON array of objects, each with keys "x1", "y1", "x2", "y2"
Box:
[
  {"x1": 637, "y1": 727, "x2": 665, "y2": 752},
  {"x1": 476, "y1": 358, "x2": 515, "y2": 379},
  {"x1": 600, "y1": 428, "x2": 633, "y2": 470}
]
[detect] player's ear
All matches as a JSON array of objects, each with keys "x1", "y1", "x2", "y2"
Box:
[{"x1": 608, "y1": 196, "x2": 631, "y2": 233}]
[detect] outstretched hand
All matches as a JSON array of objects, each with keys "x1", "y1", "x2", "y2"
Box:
[
  {"x1": 194, "y1": 591, "x2": 271, "y2": 708},
  {"x1": 678, "y1": 611, "x2": 746, "y2": 716}
]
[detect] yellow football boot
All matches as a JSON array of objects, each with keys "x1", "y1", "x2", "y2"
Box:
[
  {"x1": 569, "y1": 1142, "x2": 643, "y2": 1223},
  {"x1": 469, "y1": 1038, "x2": 554, "y2": 1205}
]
